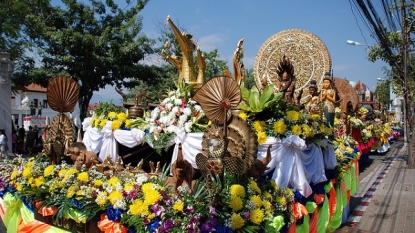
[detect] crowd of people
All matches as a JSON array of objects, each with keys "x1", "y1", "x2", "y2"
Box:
[{"x1": 0, "y1": 125, "x2": 44, "y2": 159}]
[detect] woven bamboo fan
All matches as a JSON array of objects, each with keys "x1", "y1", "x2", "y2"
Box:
[
  {"x1": 192, "y1": 76, "x2": 241, "y2": 124},
  {"x1": 47, "y1": 76, "x2": 79, "y2": 112}
]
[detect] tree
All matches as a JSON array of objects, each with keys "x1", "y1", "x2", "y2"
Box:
[
  {"x1": 0, "y1": 0, "x2": 51, "y2": 60},
  {"x1": 11, "y1": 0, "x2": 155, "y2": 121}
]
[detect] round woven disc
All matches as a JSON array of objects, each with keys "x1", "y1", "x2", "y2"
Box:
[{"x1": 253, "y1": 29, "x2": 332, "y2": 94}]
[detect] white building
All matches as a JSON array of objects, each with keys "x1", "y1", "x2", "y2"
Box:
[
  {"x1": 0, "y1": 50, "x2": 13, "y2": 143},
  {"x1": 11, "y1": 83, "x2": 81, "y2": 131}
]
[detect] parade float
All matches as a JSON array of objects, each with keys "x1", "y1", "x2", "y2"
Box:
[{"x1": 0, "y1": 17, "x2": 378, "y2": 233}]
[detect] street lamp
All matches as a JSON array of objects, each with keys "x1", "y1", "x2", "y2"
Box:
[{"x1": 346, "y1": 40, "x2": 371, "y2": 46}]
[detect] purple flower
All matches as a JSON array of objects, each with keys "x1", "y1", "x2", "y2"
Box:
[
  {"x1": 243, "y1": 211, "x2": 250, "y2": 221},
  {"x1": 185, "y1": 206, "x2": 195, "y2": 214},
  {"x1": 201, "y1": 222, "x2": 213, "y2": 232}
]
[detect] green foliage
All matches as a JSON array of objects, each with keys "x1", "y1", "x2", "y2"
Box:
[
  {"x1": 237, "y1": 85, "x2": 282, "y2": 118},
  {"x1": 11, "y1": 0, "x2": 156, "y2": 121}
]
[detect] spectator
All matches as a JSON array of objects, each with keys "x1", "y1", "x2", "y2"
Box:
[
  {"x1": 26, "y1": 126, "x2": 36, "y2": 155},
  {"x1": 12, "y1": 129, "x2": 18, "y2": 154},
  {"x1": 18, "y1": 125, "x2": 25, "y2": 153},
  {"x1": 0, "y1": 129, "x2": 8, "y2": 159}
]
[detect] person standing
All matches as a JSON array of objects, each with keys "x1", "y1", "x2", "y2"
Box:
[
  {"x1": 26, "y1": 126, "x2": 36, "y2": 155},
  {"x1": 12, "y1": 129, "x2": 18, "y2": 154},
  {"x1": 18, "y1": 125, "x2": 25, "y2": 153},
  {"x1": 0, "y1": 129, "x2": 8, "y2": 159}
]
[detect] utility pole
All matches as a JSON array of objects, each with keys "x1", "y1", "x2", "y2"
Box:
[{"x1": 401, "y1": 1, "x2": 412, "y2": 167}]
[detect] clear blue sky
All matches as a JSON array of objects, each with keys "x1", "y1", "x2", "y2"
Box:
[{"x1": 89, "y1": 0, "x2": 389, "y2": 103}]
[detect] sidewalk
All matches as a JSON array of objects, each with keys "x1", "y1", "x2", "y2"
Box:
[{"x1": 340, "y1": 139, "x2": 415, "y2": 233}]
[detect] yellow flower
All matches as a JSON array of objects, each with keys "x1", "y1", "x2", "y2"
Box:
[
  {"x1": 173, "y1": 200, "x2": 184, "y2": 213},
  {"x1": 108, "y1": 112, "x2": 117, "y2": 119},
  {"x1": 10, "y1": 170, "x2": 18, "y2": 180},
  {"x1": 144, "y1": 189, "x2": 161, "y2": 205},
  {"x1": 263, "y1": 191, "x2": 272, "y2": 201},
  {"x1": 111, "y1": 120, "x2": 122, "y2": 130},
  {"x1": 250, "y1": 195, "x2": 263, "y2": 208},
  {"x1": 123, "y1": 183, "x2": 134, "y2": 192},
  {"x1": 22, "y1": 167, "x2": 31, "y2": 178},
  {"x1": 248, "y1": 179, "x2": 261, "y2": 194},
  {"x1": 130, "y1": 199, "x2": 148, "y2": 216},
  {"x1": 250, "y1": 208, "x2": 264, "y2": 224},
  {"x1": 107, "y1": 177, "x2": 121, "y2": 189},
  {"x1": 34, "y1": 176, "x2": 44, "y2": 187},
  {"x1": 109, "y1": 191, "x2": 123, "y2": 205},
  {"x1": 229, "y1": 195, "x2": 243, "y2": 212},
  {"x1": 94, "y1": 119, "x2": 101, "y2": 128},
  {"x1": 125, "y1": 119, "x2": 131, "y2": 128},
  {"x1": 93, "y1": 179, "x2": 103, "y2": 187},
  {"x1": 256, "y1": 131, "x2": 267, "y2": 145},
  {"x1": 230, "y1": 184, "x2": 246, "y2": 198},
  {"x1": 273, "y1": 120, "x2": 286, "y2": 134},
  {"x1": 67, "y1": 185, "x2": 76, "y2": 198},
  {"x1": 276, "y1": 195, "x2": 286, "y2": 206},
  {"x1": 231, "y1": 213, "x2": 245, "y2": 230},
  {"x1": 291, "y1": 124, "x2": 302, "y2": 135},
  {"x1": 100, "y1": 119, "x2": 108, "y2": 128},
  {"x1": 96, "y1": 191, "x2": 108, "y2": 206},
  {"x1": 238, "y1": 111, "x2": 247, "y2": 120},
  {"x1": 302, "y1": 124, "x2": 314, "y2": 138},
  {"x1": 253, "y1": 121, "x2": 266, "y2": 132},
  {"x1": 16, "y1": 183, "x2": 22, "y2": 191},
  {"x1": 44, "y1": 165, "x2": 54, "y2": 177},
  {"x1": 77, "y1": 172, "x2": 89, "y2": 182},
  {"x1": 142, "y1": 183, "x2": 155, "y2": 194},
  {"x1": 286, "y1": 110, "x2": 301, "y2": 122},
  {"x1": 117, "y1": 112, "x2": 128, "y2": 121},
  {"x1": 309, "y1": 114, "x2": 321, "y2": 121}
]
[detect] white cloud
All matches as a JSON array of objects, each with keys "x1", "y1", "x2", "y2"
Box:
[{"x1": 196, "y1": 34, "x2": 225, "y2": 51}]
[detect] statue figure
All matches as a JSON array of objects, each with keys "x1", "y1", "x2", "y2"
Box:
[
  {"x1": 276, "y1": 55, "x2": 296, "y2": 104},
  {"x1": 162, "y1": 16, "x2": 206, "y2": 87},
  {"x1": 300, "y1": 80, "x2": 321, "y2": 114},
  {"x1": 233, "y1": 38, "x2": 246, "y2": 86},
  {"x1": 319, "y1": 72, "x2": 336, "y2": 127}
]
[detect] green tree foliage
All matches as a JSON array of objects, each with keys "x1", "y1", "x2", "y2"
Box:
[
  {"x1": 374, "y1": 79, "x2": 391, "y2": 111},
  {"x1": 0, "y1": 0, "x2": 51, "y2": 60},
  {"x1": 11, "y1": 0, "x2": 155, "y2": 121}
]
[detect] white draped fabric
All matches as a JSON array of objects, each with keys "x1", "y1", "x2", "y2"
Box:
[
  {"x1": 82, "y1": 118, "x2": 145, "y2": 162},
  {"x1": 82, "y1": 118, "x2": 335, "y2": 198}
]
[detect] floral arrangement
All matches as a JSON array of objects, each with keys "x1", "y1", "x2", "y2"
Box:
[
  {"x1": 332, "y1": 135, "x2": 360, "y2": 183},
  {"x1": 361, "y1": 129, "x2": 373, "y2": 144},
  {"x1": 4, "y1": 152, "x2": 301, "y2": 233},
  {"x1": 237, "y1": 85, "x2": 332, "y2": 145},
  {"x1": 137, "y1": 81, "x2": 206, "y2": 152},
  {"x1": 349, "y1": 116, "x2": 364, "y2": 129},
  {"x1": 89, "y1": 101, "x2": 130, "y2": 131}
]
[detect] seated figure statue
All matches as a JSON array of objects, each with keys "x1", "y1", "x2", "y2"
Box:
[{"x1": 300, "y1": 80, "x2": 321, "y2": 114}]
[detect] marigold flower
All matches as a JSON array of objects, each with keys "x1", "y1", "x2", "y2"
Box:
[
  {"x1": 77, "y1": 172, "x2": 89, "y2": 182},
  {"x1": 250, "y1": 195, "x2": 262, "y2": 208},
  {"x1": 111, "y1": 120, "x2": 122, "y2": 130},
  {"x1": 253, "y1": 121, "x2": 266, "y2": 131},
  {"x1": 273, "y1": 120, "x2": 287, "y2": 134},
  {"x1": 231, "y1": 213, "x2": 245, "y2": 230},
  {"x1": 291, "y1": 124, "x2": 302, "y2": 135},
  {"x1": 173, "y1": 200, "x2": 184, "y2": 213},
  {"x1": 286, "y1": 110, "x2": 301, "y2": 122},
  {"x1": 256, "y1": 131, "x2": 267, "y2": 145},
  {"x1": 250, "y1": 208, "x2": 264, "y2": 224},
  {"x1": 230, "y1": 184, "x2": 246, "y2": 198},
  {"x1": 238, "y1": 111, "x2": 247, "y2": 120},
  {"x1": 229, "y1": 195, "x2": 243, "y2": 212},
  {"x1": 44, "y1": 165, "x2": 54, "y2": 177}
]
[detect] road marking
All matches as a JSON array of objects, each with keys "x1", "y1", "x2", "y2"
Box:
[{"x1": 345, "y1": 156, "x2": 396, "y2": 226}]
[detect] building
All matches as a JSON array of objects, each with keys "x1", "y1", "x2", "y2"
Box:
[{"x1": 11, "y1": 83, "x2": 81, "y2": 131}]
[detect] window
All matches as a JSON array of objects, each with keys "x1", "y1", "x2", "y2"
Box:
[{"x1": 43, "y1": 99, "x2": 48, "y2": 108}]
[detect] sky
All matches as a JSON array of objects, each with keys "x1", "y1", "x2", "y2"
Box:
[{"x1": 91, "y1": 0, "x2": 390, "y2": 103}]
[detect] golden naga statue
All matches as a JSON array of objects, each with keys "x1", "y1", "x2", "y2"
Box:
[{"x1": 162, "y1": 16, "x2": 206, "y2": 87}]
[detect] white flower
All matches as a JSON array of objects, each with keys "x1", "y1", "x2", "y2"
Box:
[
  {"x1": 166, "y1": 125, "x2": 176, "y2": 133},
  {"x1": 113, "y1": 199, "x2": 126, "y2": 210},
  {"x1": 171, "y1": 106, "x2": 179, "y2": 114},
  {"x1": 166, "y1": 102, "x2": 173, "y2": 111},
  {"x1": 182, "y1": 107, "x2": 192, "y2": 116},
  {"x1": 184, "y1": 122, "x2": 193, "y2": 132},
  {"x1": 179, "y1": 114, "x2": 188, "y2": 124},
  {"x1": 194, "y1": 105, "x2": 202, "y2": 111},
  {"x1": 174, "y1": 98, "x2": 183, "y2": 106},
  {"x1": 162, "y1": 98, "x2": 171, "y2": 104},
  {"x1": 135, "y1": 174, "x2": 148, "y2": 185}
]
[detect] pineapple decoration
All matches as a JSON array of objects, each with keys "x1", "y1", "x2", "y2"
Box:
[
  {"x1": 192, "y1": 76, "x2": 258, "y2": 178},
  {"x1": 45, "y1": 76, "x2": 79, "y2": 164}
]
